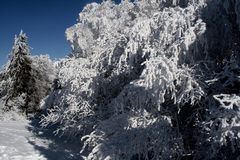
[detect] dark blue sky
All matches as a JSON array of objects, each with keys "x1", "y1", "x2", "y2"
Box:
[{"x1": 0, "y1": 0, "x2": 120, "y2": 67}]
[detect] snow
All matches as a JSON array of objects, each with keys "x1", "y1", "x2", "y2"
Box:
[
  {"x1": 0, "y1": 120, "x2": 46, "y2": 160},
  {"x1": 0, "y1": 120, "x2": 81, "y2": 160}
]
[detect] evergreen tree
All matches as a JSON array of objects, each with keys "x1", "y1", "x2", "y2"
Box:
[{"x1": 5, "y1": 31, "x2": 37, "y2": 113}]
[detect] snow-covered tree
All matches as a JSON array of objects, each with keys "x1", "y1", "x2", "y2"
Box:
[
  {"x1": 41, "y1": 0, "x2": 240, "y2": 159},
  {"x1": 0, "y1": 31, "x2": 56, "y2": 115},
  {"x1": 5, "y1": 31, "x2": 35, "y2": 113}
]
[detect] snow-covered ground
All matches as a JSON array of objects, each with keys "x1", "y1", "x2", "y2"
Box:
[
  {"x1": 0, "y1": 120, "x2": 81, "y2": 160},
  {"x1": 0, "y1": 120, "x2": 47, "y2": 160}
]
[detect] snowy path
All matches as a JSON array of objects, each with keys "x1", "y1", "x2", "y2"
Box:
[
  {"x1": 0, "y1": 121, "x2": 48, "y2": 160},
  {"x1": 0, "y1": 121, "x2": 81, "y2": 160}
]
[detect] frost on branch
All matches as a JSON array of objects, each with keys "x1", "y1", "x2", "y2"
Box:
[
  {"x1": 41, "y1": 0, "x2": 240, "y2": 159},
  {"x1": 41, "y1": 58, "x2": 97, "y2": 136},
  {"x1": 196, "y1": 94, "x2": 240, "y2": 159},
  {"x1": 197, "y1": 55, "x2": 240, "y2": 159},
  {"x1": 81, "y1": 112, "x2": 183, "y2": 160},
  {"x1": 42, "y1": 0, "x2": 208, "y2": 159}
]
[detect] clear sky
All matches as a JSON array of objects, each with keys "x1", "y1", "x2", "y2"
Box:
[{"x1": 0, "y1": 0, "x2": 121, "y2": 68}]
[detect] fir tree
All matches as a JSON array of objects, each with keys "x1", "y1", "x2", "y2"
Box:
[{"x1": 5, "y1": 31, "x2": 37, "y2": 113}]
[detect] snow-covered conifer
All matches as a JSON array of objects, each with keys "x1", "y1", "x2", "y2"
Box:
[
  {"x1": 1, "y1": 31, "x2": 56, "y2": 115},
  {"x1": 5, "y1": 31, "x2": 35, "y2": 113}
]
